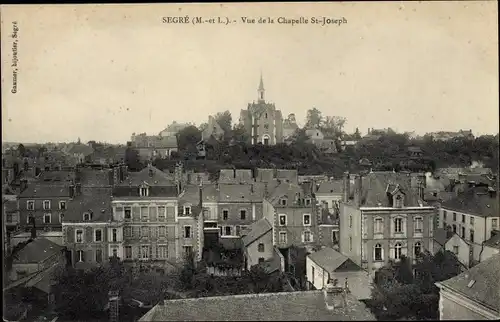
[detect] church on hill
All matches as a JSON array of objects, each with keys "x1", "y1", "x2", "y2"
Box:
[{"x1": 239, "y1": 75, "x2": 284, "y2": 145}]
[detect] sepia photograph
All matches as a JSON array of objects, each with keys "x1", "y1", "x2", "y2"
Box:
[{"x1": 1, "y1": 2, "x2": 499, "y2": 321}]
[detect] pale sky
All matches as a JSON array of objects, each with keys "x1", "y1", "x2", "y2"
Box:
[{"x1": 1, "y1": 2, "x2": 498, "y2": 144}]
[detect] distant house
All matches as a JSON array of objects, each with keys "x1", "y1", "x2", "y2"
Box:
[
  {"x1": 158, "y1": 122, "x2": 190, "y2": 138},
  {"x1": 480, "y1": 230, "x2": 500, "y2": 262},
  {"x1": 433, "y1": 228, "x2": 471, "y2": 268},
  {"x1": 306, "y1": 247, "x2": 372, "y2": 300},
  {"x1": 241, "y1": 218, "x2": 274, "y2": 270},
  {"x1": 138, "y1": 290, "x2": 376, "y2": 321},
  {"x1": 435, "y1": 254, "x2": 500, "y2": 320},
  {"x1": 305, "y1": 128, "x2": 325, "y2": 141},
  {"x1": 65, "y1": 143, "x2": 94, "y2": 164},
  {"x1": 131, "y1": 133, "x2": 179, "y2": 161},
  {"x1": 407, "y1": 146, "x2": 423, "y2": 158},
  {"x1": 282, "y1": 114, "x2": 299, "y2": 139},
  {"x1": 315, "y1": 180, "x2": 343, "y2": 215},
  {"x1": 201, "y1": 115, "x2": 225, "y2": 141},
  {"x1": 429, "y1": 129, "x2": 475, "y2": 141}
]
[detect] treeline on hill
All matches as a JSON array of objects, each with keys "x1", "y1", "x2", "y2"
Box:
[{"x1": 123, "y1": 109, "x2": 499, "y2": 177}]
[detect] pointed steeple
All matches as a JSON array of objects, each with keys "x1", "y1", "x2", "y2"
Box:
[{"x1": 258, "y1": 72, "x2": 265, "y2": 102}]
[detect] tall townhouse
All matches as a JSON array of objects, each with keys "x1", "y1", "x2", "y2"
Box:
[
  {"x1": 62, "y1": 187, "x2": 113, "y2": 268},
  {"x1": 438, "y1": 185, "x2": 499, "y2": 263},
  {"x1": 216, "y1": 182, "x2": 266, "y2": 247},
  {"x1": 339, "y1": 171, "x2": 436, "y2": 275},
  {"x1": 262, "y1": 181, "x2": 319, "y2": 251},
  {"x1": 111, "y1": 165, "x2": 202, "y2": 268}
]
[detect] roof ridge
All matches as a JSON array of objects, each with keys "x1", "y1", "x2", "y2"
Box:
[{"x1": 162, "y1": 290, "x2": 324, "y2": 304}]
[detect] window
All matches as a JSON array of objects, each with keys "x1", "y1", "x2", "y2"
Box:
[
  {"x1": 414, "y1": 217, "x2": 423, "y2": 233},
  {"x1": 6, "y1": 214, "x2": 12, "y2": 223},
  {"x1": 374, "y1": 244, "x2": 383, "y2": 261},
  {"x1": 184, "y1": 206, "x2": 191, "y2": 215},
  {"x1": 492, "y1": 219, "x2": 498, "y2": 230},
  {"x1": 139, "y1": 187, "x2": 149, "y2": 197},
  {"x1": 453, "y1": 246, "x2": 459, "y2": 255},
  {"x1": 96, "y1": 249, "x2": 103, "y2": 263},
  {"x1": 394, "y1": 243, "x2": 402, "y2": 259},
  {"x1": 304, "y1": 231, "x2": 311, "y2": 243},
  {"x1": 303, "y1": 214, "x2": 311, "y2": 226},
  {"x1": 280, "y1": 199, "x2": 287, "y2": 206},
  {"x1": 394, "y1": 195, "x2": 403, "y2": 208},
  {"x1": 27, "y1": 201, "x2": 34, "y2": 210},
  {"x1": 279, "y1": 214, "x2": 287, "y2": 226},
  {"x1": 224, "y1": 226, "x2": 232, "y2": 236},
  {"x1": 332, "y1": 231, "x2": 337, "y2": 243},
  {"x1": 125, "y1": 246, "x2": 132, "y2": 259},
  {"x1": 27, "y1": 214, "x2": 33, "y2": 224},
  {"x1": 141, "y1": 207, "x2": 149, "y2": 221},
  {"x1": 83, "y1": 213, "x2": 91, "y2": 221},
  {"x1": 112, "y1": 228, "x2": 117, "y2": 242},
  {"x1": 141, "y1": 245, "x2": 149, "y2": 259},
  {"x1": 279, "y1": 231, "x2": 287, "y2": 244},
  {"x1": 222, "y1": 210, "x2": 229, "y2": 220},
  {"x1": 414, "y1": 242, "x2": 421, "y2": 256},
  {"x1": 258, "y1": 243, "x2": 265, "y2": 252},
  {"x1": 159, "y1": 226, "x2": 166, "y2": 237},
  {"x1": 95, "y1": 229, "x2": 102, "y2": 242},
  {"x1": 124, "y1": 207, "x2": 132, "y2": 220},
  {"x1": 443, "y1": 210, "x2": 447, "y2": 221},
  {"x1": 158, "y1": 207, "x2": 165, "y2": 221},
  {"x1": 157, "y1": 245, "x2": 167, "y2": 259},
  {"x1": 258, "y1": 257, "x2": 265, "y2": 264},
  {"x1": 461, "y1": 226, "x2": 465, "y2": 238},
  {"x1": 453, "y1": 213, "x2": 457, "y2": 221},
  {"x1": 141, "y1": 226, "x2": 148, "y2": 238},
  {"x1": 240, "y1": 210, "x2": 246, "y2": 220},
  {"x1": 305, "y1": 198, "x2": 311, "y2": 206},
  {"x1": 124, "y1": 226, "x2": 132, "y2": 237},
  {"x1": 112, "y1": 249, "x2": 118, "y2": 257},
  {"x1": 349, "y1": 236, "x2": 352, "y2": 251},
  {"x1": 77, "y1": 250, "x2": 84, "y2": 262},
  {"x1": 43, "y1": 200, "x2": 51, "y2": 210},
  {"x1": 470, "y1": 229, "x2": 475, "y2": 243},
  {"x1": 394, "y1": 218, "x2": 403, "y2": 233},
  {"x1": 59, "y1": 201, "x2": 66, "y2": 210},
  {"x1": 59, "y1": 213, "x2": 64, "y2": 223},
  {"x1": 184, "y1": 226, "x2": 192, "y2": 238},
  {"x1": 44, "y1": 213, "x2": 51, "y2": 224},
  {"x1": 264, "y1": 124, "x2": 269, "y2": 129},
  {"x1": 470, "y1": 216, "x2": 474, "y2": 225},
  {"x1": 374, "y1": 218, "x2": 383, "y2": 234},
  {"x1": 235, "y1": 225, "x2": 241, "y2": 236},
  {"x1": 461, "y1": 214, "x2": 465, "y2": 223},
  {"x1": 452, "y1": 224, "x2": 457, "y2": 234},
  {"x1": 183, "y1": 246, "x2": 193, "y2": 257},
  {"x1": 265, "y1": 112, "x2": 268, "y2": 119},
  {"x1": 312, "y1": 266, "x2": 315, "y2": 280}
]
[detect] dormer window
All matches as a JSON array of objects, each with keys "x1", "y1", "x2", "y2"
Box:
[
  {"x1": 83, "y1": 212, "x2": 92, "y2": 221},
  {"x1": 280, "y1": 198, "x2": 287, "y2": 206},
  {"x1": 305, "y1": 198, "x2": 311, "y2": 206},
  {"x1": 139, "y1": 186, "x2": 149, "y2": 197},
  {"x1": 184, "y1": 206, "x2": 191, "y2": 215},
  {"x1": 394, "y1": 194, "x2": 404, "y2": 208}
]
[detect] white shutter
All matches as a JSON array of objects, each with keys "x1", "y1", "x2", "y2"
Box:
[
  {"x1": 301, "y1": 232, "x2": 305, "y2": 243},
  {"x1": 310, "y1": 233, "x2": 314, "y2": 242}
]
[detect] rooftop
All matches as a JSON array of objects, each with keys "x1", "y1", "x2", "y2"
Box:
[
  {"x1": 138, "y1": 290, "x2": 376, "y2": 321},
  {"x1": 117, "y1": 165, "x2": 176, "y2": 187},
  {"x1": 441, "y1": 187, "x2": 498, "y2": 217},
  {"x1": 308, "y1": 247, "x2": 352, "y2": 274},
  {"x1": 241, "y1": 218, "x2": 272, "y2": 247},
  {"x1": 316, "y1": 180, "x2": 343, "y2": 195},
  {"x1": 64, "y1": 188, "x2": 113, "y2": 222},
  {"x1": 12, "y1": 238, "x2": 63, "y2": 264},
  {"x1": 483, "y1": 232, "x2": 500, "y2": 250},
  {"x1": 19, "y1": 183, "x2": 72, "y2": 198},
  {"x1": 437, "y1": 254, "x2": 500, "y2": 313}
]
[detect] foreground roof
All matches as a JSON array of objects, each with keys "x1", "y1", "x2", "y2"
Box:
[
  {"x1": 241, "y1": 218, "x2": 272, "y2": 247},
  {"x1": 437, "y1": 254, "x2": 500, "y2": 313},
  {"x1": 13, "y1": 238, "x2": 62, "y2": 264},
  {"x1": 138, "y1": 291, "x2": 376, "y2": 321},
  {"x1": 441, "y1": 187, "x2": 498, "y2": 217},
  {"x1": 308, "y1": 247, "x2": 352, "y2": 274}
]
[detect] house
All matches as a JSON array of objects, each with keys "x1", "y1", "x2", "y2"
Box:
[
  {"x1": 240, "y1": 218, "x2": 273, "y2": 270},
  {"x1": 339, "y1": 171, "x2": 436, "y2": 275},
  {"x1": 18, "y1": 182, "x2": 76, "y2": 233},
  {"x1": 433, "y1": 228, "x2": 471, "y2": 268},
  {"x1": 138, "y1": 290, "x2": 376, "y2": 321},
  {"x1": 306, "y1": 247, "x2": 372, "y2": 300},
  {"x1": 480, "y1": 230, "x2": 500, "y2": 262},
  {"x1": 438, "y1": 186, "x2": 499, "y2": 263},
  {"x1": 315, "y1": 180, "x2": 343, "y2": 215},
  {"x1": 132, "y1": 133, "x2": 179, "y2": 161},
  {"x1": 158, "y1": 122, "x2": 190, "y2": 138},
  {"x1": 201, "y1": 115, "x2": 225, "y2": 141},
  {"x1": 239, "y1": 75, "x2": 284, "y2": 145},
  {"x1": 62, "y1": 187, "x2": 113, "y2": 269},
  {"x1": 110, "y1": 165, "x2": 201, "y2": 268},
  {"x1": 65, "y1": 143, "x2": 94, "y2": 164},
  {"x1": 305, "y1": 128, "x2": 325, "y2": 141},
  {"x1": 435, "y1": 254, "x2": 500, "y2": 320},
  {"x1": 282, "y1": 113, "x2": 299, "y2": 139},
  {"x1": 407, "y1": 146, "x2": 423, "y2": 158},
  {"x1": 429, "y1": 129, "x2": 475, "y2": 141}
]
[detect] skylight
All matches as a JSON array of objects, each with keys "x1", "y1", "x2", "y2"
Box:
[{"x1": 467, "y1": 280, "x2": 476, "y2": 288}]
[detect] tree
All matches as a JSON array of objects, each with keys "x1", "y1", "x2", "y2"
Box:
[
  {"x1": 305, "y1": 108, "x2": 323, "y2": 128},
  {"x1": 232, "y1": 124, "x2": 250, "y2": 143},
  {"x1": 198, "y1": 122, "x2": 209, "y2": 132},
  {"x1": 214, "y1": 111, "x2": 232, "y2": 134},
  {"x1": 17, "y1": 144, "x2": 26, "y2": 157},
  {"x1": 124, "y1": 147, "x2": 142, "y2": 171},
  {"x1": 176, "y1": 126, "x2": 202, "y2": 160},
  {"x1": 322, "y1": 116, "x2": 346, "y2": 137}
]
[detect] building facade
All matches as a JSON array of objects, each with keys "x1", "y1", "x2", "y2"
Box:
[
  {"x1": 239, "y1": 75, "x2": 284, "y2": 145},
  {"x1": 339, "y1": 172, "x2": 436, "y2": 275}
]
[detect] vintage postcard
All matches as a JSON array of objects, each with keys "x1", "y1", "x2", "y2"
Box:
[{"x1": 1, "y1": 2, "x2": 499, "y2": 322}]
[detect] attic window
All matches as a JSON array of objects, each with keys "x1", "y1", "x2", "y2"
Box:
[
  {"x1": 83, "y1": 212, "x2": 91, "y2": 221},
  {"x1": 467, "y1": 280, "x2": 476, "y2": 288},
  {"x1": 394, "y1": 194, "x2": 404, "y2": 208},
  {"x1": 280, "y1": 198, "x2": 287, "y2": 206},
  {"x1": 139, "y1": 186, "x2": 149, "y2": 197},
  {"x1": 305, "y1": 198, "x2": 311, "y2": 206}
]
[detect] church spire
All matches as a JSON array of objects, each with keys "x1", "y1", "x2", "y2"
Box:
[{"x1": 258, "y1": 72, "x2": 265, "y2": 102}]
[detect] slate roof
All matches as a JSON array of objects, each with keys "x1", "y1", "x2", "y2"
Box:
[
  {"x1": 12, "y1": 238, "x2": 62, "y2": 264},
  {"x1": 179, "y1": 184, "x2": 218, "y2": 205},
  {"x1": 441, "y1": 188, "x2": 499, "y2": 217},
  {"x1": 38, "y1": 170, "x2": 76, "y2": 183},
  {"x1": 276, "y1": 169, "x2": 298, "y2": 184},
  {"x1": 117, "y1": 166, "x2": 175, "y2": 187},
  {"x1": 438, "y1": 254, "x2": 500, "y2": 313},
  {"x1": 241, "y1": 218, "x2": 272, "y2": 247},
  {"x1": 64, "y1": 188, "x2": 113, "y2": 222},
  {"x1": 354, "y1": 172, "x2": 423, "y2": 207},
  {"x1": 218, "y1": 183, "x2": 265, "y2": 202},
  {"x1": 19, "y1": 183, "x2": 72, "y2": 198},
  {"x1": 259, "y1": 247, "x2": 283, "y2": 274},
  {"x1": 316, "y1": 180, "x2": 343, "y2": 195},
  {"x1": 79, "y1": 168, "x2": 113, "y2": 186},
  {"x1": 483, "y1": 232, "x2": 500, "y2": 250},
  {"x1": 433, "y1": 228, "x2": 455, "y2": 246},
  {"x1": 268, "y1": 182, "x2": 303, "y2": 206},
  {"x1": 67, "y1": 144, "x2": 94, "y2": 156},
  {"x1": 308, "y1": 247, "x2": 353, "y2": 274},
  {"x1": 139, "y1": 291, "x2": 376, "y2": 321}
]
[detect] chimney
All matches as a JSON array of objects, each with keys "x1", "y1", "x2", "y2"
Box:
[
  {"x1": 353, "y1": 175, "x2": 362, "y2": 207},
  {"x1": 342, "y1": 172, "x2": 350, "y2": 202}
]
